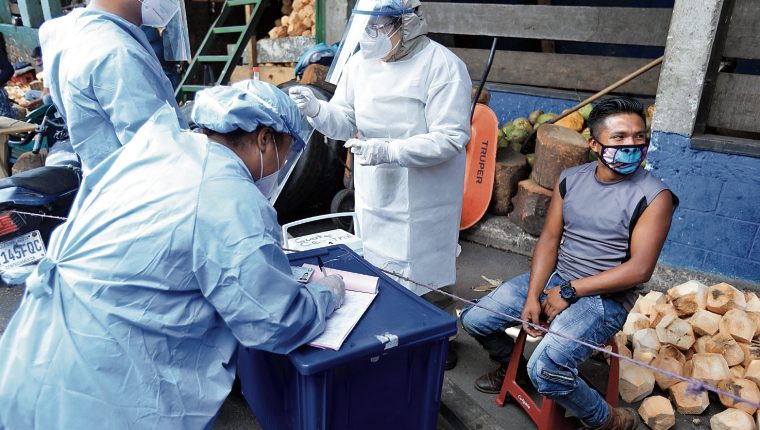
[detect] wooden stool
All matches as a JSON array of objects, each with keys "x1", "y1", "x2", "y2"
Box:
[{"x1": 495, "y1": 326, "x2": 620, "y2": 430}]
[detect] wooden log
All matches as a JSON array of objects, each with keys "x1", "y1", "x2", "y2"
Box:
[
  {"x1": 669, "y1": 381, "x2": 709, "y2": 415},
  {"x1": 300, "y1": 64, "x2": 329, "y2": 85},
  {"x1": 655, "y1": 315, "x2": 695, "y2": 350},
  {"x1": 667, "y1": 280, "x2": 707, "y2": 317},
  {"x1": 529, "y1": 124, "x2": 588, "y2": 190},
  {"x1": 706, "y1": 333, "x2": 746, "y2": 367},
  {"x1": 649, "y1": 303, "x2": 677, "y2": 328},
  {"x1": 690, "y1": 353, "x2": 732, "y2": 386},
  {"x1": 732, "y1": 365, "x2": 747, "y2": 379},
  {"x1": 739, "y1": 342, "x2": 760, "y2": 368},
  {"x1": 710, "y1": 408, "x2": 756, "y2": 430},
  {"x1": 489, "y1": 149, "x2": 528, "y2": 215},
  {"x1": 633, "y1": 328, "x2": 661, "y2": 353},
  {"x1": 658, "y1": 345, "x2": 686, "y2": 365},
  {"x1": 721, "y1": 309, "x2": 757, "y2": 344},
  {"x1": 638, "y1": 291, "x2": 668, "y2": 317},
  {"x1": 638, "y1": 396, "x2": 675, "y2": 430},
  {"x1": 651, "y1": 355, "x2": 683, "y2": 390},
  {"x1": 623, "y1": 313, "x2": 650, "y2": 343},
  {"x1": 690, "y1": 309, "x2": 722, "y2": 336},
  {"x1": 619, "y1": 361, "x2": 655, "y2": 403},
  {"x1": 718, "y1": 378, "x2": 760, "y2": 415},
  {"x1": 708, "y1": 282, "x2": 747, "y2": 314},
  {"x1": 744, "y1": 360, "x2": 760, "y2": 387},
  {"x1": 509, "y1": 179, "x2": 552, "y2": 236}
]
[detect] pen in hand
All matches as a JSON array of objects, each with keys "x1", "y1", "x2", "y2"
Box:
[{"x1": 317, "y1": 256, "x2": 328, "y2": 278}]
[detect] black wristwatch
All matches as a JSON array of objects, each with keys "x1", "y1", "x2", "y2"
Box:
[{"x1": 559, "y1": 281, "x2": 578, "y2": 304}]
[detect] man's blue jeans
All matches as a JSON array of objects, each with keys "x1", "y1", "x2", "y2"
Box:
[{"x1": 460, "y1": 272, "x2": 628, "y2": 427}]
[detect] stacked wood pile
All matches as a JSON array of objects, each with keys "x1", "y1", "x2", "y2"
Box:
[
  {"x1": 268, "y1": 0, "x2": 315, "y2": 39},
  {"x1": 617, "y1": 281, "x2": 760, "y2": 430},
  {"x1": 488, "y1": 103, "x2": 655, "y2": 236}
]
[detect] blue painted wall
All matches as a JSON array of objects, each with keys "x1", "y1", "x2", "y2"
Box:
[
  {"x1": 648, "y1": 131, "x2": 760, "y2": 282},
  {"x1": 487, "y1": 88, "x2": 760, "y2": 283},
  {"x1": 487, "y1": 87, "x2": 580, "y2": 126}
]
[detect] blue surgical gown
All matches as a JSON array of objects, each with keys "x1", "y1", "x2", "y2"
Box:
[
  {"x1": 39, "y1": 7, "x2": 188, "y2": 175},
  {"x1": 0, "y1": 106, "x2": 335, "y2": 429}
]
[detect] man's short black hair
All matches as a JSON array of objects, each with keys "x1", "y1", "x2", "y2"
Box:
[{"x1": 587, "y1": 96, "x2": 646, "y2": 140}]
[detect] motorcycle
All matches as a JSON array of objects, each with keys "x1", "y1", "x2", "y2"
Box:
[{"x1": 0, "y1": 104, "x2": 80, "y2": 283}]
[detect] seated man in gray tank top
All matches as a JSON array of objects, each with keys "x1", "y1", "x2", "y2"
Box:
[{"x1": 460, "y1": 96, "x2": 678, "y2": 430}]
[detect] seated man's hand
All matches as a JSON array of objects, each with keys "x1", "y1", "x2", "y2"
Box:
[
  {"x1": 521, "y1": 298, "x2": 543, "y2": 337},
  {"x1": 541, "y1": 287, "x2": 569, "y2": 324}
]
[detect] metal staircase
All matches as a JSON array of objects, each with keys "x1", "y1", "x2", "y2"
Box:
[{"x1": 175, "y1": 0, "x2": 267, "y2": 102}]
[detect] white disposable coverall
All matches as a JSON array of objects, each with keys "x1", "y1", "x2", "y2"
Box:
[
  {"x1": 39, "y1": 7, "x2": 187, "y2": 175},
  {"x1": 0, "y1": 106, "x2": 335, "y2": 429},
  {"x1": 310, "y1": 40, "x2": 471, "y2": 294}
]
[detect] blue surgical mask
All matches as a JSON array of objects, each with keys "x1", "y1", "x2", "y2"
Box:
[
  {"x1": 595, "y1": 141, "x2": 648, "y2": 176},
  {"x1": 255, "y1": 144, "x2": 280, "y2": 199}
]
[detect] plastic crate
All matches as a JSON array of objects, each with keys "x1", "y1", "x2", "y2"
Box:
[{"x1": 237, "y1": 244, "x2": 457, "y2": 430}]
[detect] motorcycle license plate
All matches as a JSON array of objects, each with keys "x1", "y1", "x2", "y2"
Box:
[{"x1": 0, "y1": 231, "x2": 46, "y2": 271}]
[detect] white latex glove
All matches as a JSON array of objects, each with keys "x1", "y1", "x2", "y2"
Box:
[
  {"x1": 288, "y1": 86, "x2": 321, "y2": 118},
  {"x1": 315, "y1": 274, "x2": 346, "y2": 310},
  {"x1": 344, "y1": 138, "x2": 395, "y2": 166}
]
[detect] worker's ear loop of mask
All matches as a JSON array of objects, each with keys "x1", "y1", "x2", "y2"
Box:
[
  {"x1": 254, "y1": 138, "x2": 280, "y2": 199},
  {"x1": 360, "y1": 24, "x2": 402, "y2": 60}
]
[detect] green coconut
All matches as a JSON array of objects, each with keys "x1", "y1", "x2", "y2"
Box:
[
  {"x1": 578, "y1": 104, "x2": 593, "y2": 120},
  {"x1": 512, "y1": 117, "x2": 533, "y2": 133},
  {"x1": 526, "y1": 153, "x2": 535, "y2": 168},
  {"x1": 528, "y1": 110, "x2": 543, "y2": 125},
  {"x1": 536, "y1": 113, "x2": 558, "y2": 125},
  {"x1": 507, "y1": 127, "x2": 530, "y2": 147}
]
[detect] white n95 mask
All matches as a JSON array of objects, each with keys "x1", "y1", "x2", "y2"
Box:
[
  {"x1": 140, "y1": 0, "x2": 180, "y2": 28},
  {"x1": 359, "y1": 27, "x2": 400, "y2": 61}
]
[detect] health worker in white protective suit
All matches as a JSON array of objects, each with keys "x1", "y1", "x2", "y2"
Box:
[
  {"x1": 289, "y1": 0, "x2": 471, "y2": 298},
  {"x1": 39, "y1": 0, "x2": 191, "y2": 176},
  {"x1": 0, "y1": 80, "x2": 345, "y2": 429}
]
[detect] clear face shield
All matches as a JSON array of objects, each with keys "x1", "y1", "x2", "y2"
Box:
[
  {"x1": 162, "y1": 1, "x2": 191, "y2": 62},
  {"x1": 326, "y1": 0, "x2": 412, "y2": 85},
  {"x1": 140, "y1": 0, "x2": 191, "y2": 62},
  {"x1": 267, "y1": 112, "x2": 312, "y2": 205}
]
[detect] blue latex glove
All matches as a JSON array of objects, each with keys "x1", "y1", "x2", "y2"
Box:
[{"x1": 344, "y1": 138, "x2": 396, "y2": 166}]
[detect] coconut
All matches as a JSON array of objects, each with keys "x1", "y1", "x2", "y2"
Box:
[
  {"x1": 579, "y1": 104, "x2": 593, "y2": 120},
  {"x1": 507, "y1": 128, "x2": 530, "y2": 147},
  {"x1": 512, "y1": 117, "x2": 533, "y2": 133},
  {"x1": 581, "y1": 127, "x2": 591, "y2": 140},
  {"x1": 528, "y1": 110, "x2": 543, "y2": 125},
  {"x1": 555, "y1": 111, "x2": 584, "y2": 132},
  {"x1": 536, "y1": 113, "x2": 558, "y2": 125}
]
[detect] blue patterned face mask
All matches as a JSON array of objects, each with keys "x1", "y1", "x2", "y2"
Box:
[{"x1": 595, "y1": 142, "x2": 648, "y2": 175}]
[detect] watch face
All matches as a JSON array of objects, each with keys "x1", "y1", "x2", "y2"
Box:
[{"x1": 560, "y1": 287, "x2": 571, "y2": 299}]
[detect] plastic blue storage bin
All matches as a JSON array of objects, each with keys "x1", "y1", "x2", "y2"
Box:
[{"x1": 237, "y1": 245, "x2": 457, "y2": 430}]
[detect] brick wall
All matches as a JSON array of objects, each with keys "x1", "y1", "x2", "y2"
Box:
[{"x1": 648, "y1": 131, "x2": 760, "y2": 282}]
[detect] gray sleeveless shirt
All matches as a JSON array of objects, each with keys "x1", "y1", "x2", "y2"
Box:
[{"x1": 555, "y1": 162, "x2": 677, "y2": 311}]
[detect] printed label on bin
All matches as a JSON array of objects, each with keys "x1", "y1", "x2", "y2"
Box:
[{"x1": 375, "y1": 332, "x2": 398, "y2": 350}]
